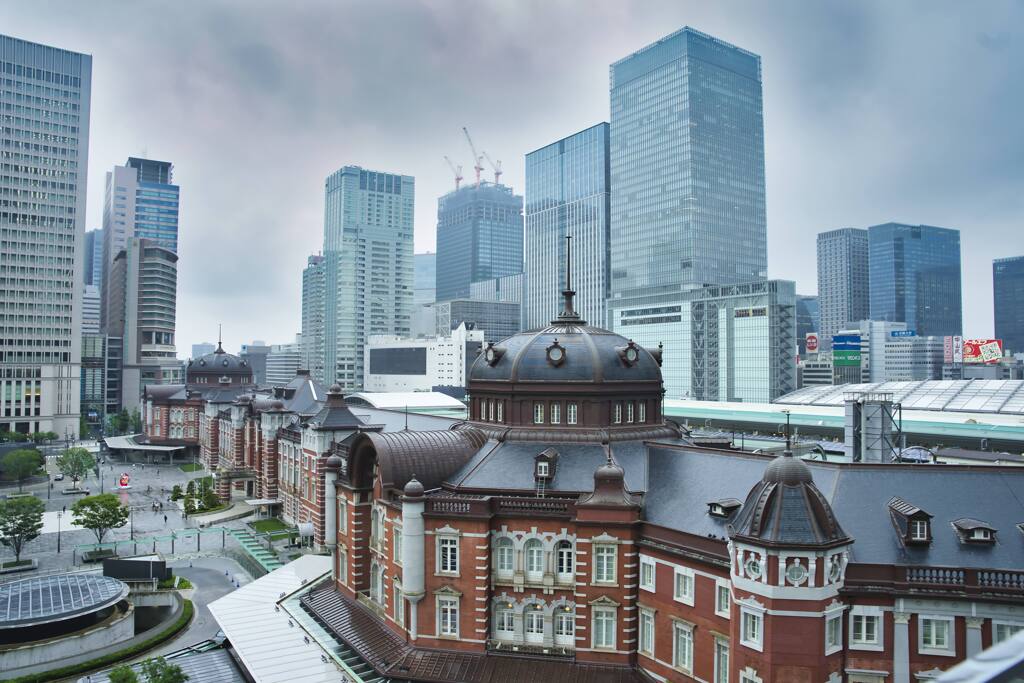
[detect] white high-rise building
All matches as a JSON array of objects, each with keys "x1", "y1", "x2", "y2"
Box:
[
  {"x1": 322, "y1": 167, "x2": 414, "y2": 389},
  {"x1": 301, "y1": 254, "x2": 326, "y2": 381},
  {"x1": 82, "y1": 285, "x2": 100, "y2": 334},
  {"x1": 266, "y1": 337, "x2": 303, "y2": 387},
  {"x1": 0, "y1": 35, "x2": 92, "y2": 437}
]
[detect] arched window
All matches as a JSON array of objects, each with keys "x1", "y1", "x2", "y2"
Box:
[
  {"x1": 525, "y1": 539, "x2": 544, "y2": 581},
  {"x1": 556, "y1": 540, "x2": 574, "y2": 580},
  {"x1": 371, "y1": 508, "x2": 382, "y2": 549},
  {"x1": 495, "y1": 537, "x2": 514, "y2": 575},
  {"x1": 494, "y1": 603, "x2": 515, "y2": 640},
  {"x1": 554, "y1": 605, "x2": 575, "y2": 647},
  {"x1": 525, "y1": 606, "x2": 545, "y2": 643},
  {"x1": 369, "y1": 561, "x2": 381, "y2": 603}
]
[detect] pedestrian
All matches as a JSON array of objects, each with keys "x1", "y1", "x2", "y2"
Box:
[
  {"x1": 164, "y1": 514, "x2": 168, "y2": 525},
  {"x1": 62, "y1": 505, "x2": 66, "y2": 513}
]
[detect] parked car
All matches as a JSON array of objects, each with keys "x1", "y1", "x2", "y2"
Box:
[{"x1": 53, "y1": 473, "x2": 64, "y2": 481}]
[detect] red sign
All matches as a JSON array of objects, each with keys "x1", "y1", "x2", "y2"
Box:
[
  {"x1": 118, "y1": 472, "x2": 131, "y2": 488},
  {"x1": 805, "y1": 333, "x2": 819, "y2": 353},
  {"x1": 962, "y1": 339, "x2": 1003, "y2": 364}
]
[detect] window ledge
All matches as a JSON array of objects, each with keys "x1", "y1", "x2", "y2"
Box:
[{"x1": 918, "y1": 647, "x2": 956, "y2": 658}]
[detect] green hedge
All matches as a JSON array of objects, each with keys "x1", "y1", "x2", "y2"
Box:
[{"x1": 3, "y1": 600, "x2": 195, "y2": 683}]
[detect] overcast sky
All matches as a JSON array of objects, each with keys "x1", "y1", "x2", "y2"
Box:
[{"x1": 7, "y1": 1, "x2": 1023, "y2": 354}]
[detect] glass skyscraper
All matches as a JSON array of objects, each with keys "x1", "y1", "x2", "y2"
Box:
[
  {"x1": 435, "y1": 183, "x2": 523, "y2": 302},
  {"x1": 816, "y1": 227, "x2": 870, "y2": 347},
  {"x1": 322, "y1": 166, "x2": 414, "y2": 389},
  {"x1": 868, "y1": 223, "x2": 962, "y2": 338},
  {"x1": 301, "y1": 254, "x2": 326, "y2": 381},
  {"x1": 524, "y1": 122, "x2": 610, "y2": 329},
  {"x1": 609, "y1": 27, "x2": 766, "y2": 311},
  {"x1": 0, "y1": 35, "x2": 92, "y2": 437},
  {"x1": 796, "y1": 295, "x2": 820, "y2": 356},
  {"x1": 994, "y1": 256, "x2": 1024, "y2": 354},
  {"x1": 414, "y1": 252, "x2": 436, "y2": 305}
]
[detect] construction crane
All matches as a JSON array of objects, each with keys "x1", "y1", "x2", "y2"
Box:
[
  {"x1": 443, "y1": 156, "x2": 463, "y2": 191},
  {"x1": 462, "y1": 126, "x2": 484, "y2": 187},
  {"x1": 482, "y1": 151, "x2": 502, "y2": 185}
]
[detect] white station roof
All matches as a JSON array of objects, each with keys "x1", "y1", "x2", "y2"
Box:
[
  {"x1": 103, "y1": 434, "x2": 185, "y2": 451},
  {"x1": 208, "y1": 555, "x2": 342, "y2": 683},
  {"x1": 778, "y1": 380, "x2": 1024, "y2": 415},
  {"x1": 344, "y1": 391, "x2": 465, "y2": 410}
]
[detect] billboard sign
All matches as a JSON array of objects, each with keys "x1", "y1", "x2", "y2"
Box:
[
  {"x1": 953, "y1": 335, "x2": 964, "y2": 364},
  {"x1": 832, "y1": 334, "x2": 862, "y2": 367},
  {"x1": 805, "y1": 333, "x2": 819, "y2": 353},
  {"x1": 962, "y1": 338, "x2": 1004, "y2": 364},
  {"x1": 943, "y1": 336, "x2": 953, "y2": 363},
  {"x1": 890, "y1": 330, "x2": 916, "y2": 338}
]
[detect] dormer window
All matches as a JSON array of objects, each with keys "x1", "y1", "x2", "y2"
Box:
[
  {"x1": 953, "y1": 518, "x2": 997, "y2": 545},
  {"x1": 534, "y1": 448, "x2": 558, "y2": 481},
  {"x1": 708, "y1": 498, "x2": 742, "y2": 518},
  {"x1": 537, "y1": 461, "x2": 550, "y2": 478},
  {"x1": 888, "y1": 496, "x2": 933, "y2": 546}
]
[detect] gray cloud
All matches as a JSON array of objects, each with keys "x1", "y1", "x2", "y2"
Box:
[{"x1": 6, "y1": 0, "x2": 1023, "y2": 353}]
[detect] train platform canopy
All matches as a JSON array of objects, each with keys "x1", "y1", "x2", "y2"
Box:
[
  {"x1": 103, "y1": 435, "x2": 185, "y2": 451},
  {"x1": 778, "y1": 380, "x2": 1024, "y2": 415}
]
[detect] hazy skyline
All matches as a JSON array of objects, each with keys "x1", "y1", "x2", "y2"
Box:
[{"x1": 6, "y1": 1, "x2": 1023, "y2": 354}]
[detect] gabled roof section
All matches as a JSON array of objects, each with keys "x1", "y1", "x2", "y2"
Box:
[
  {"x1": 308, "y1": 385, "x2": 364, "y2": 431},
  {"x1": 888, "y1": 496, "x2": 932, "y2": 518}
]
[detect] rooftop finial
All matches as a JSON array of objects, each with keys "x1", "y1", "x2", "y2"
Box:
[
  {"x1": 553, "y1": 234, "x2": 586, "y2": 325},
  {"x1": 216, "y1": 324, "x2": 224, "y2": 353}
]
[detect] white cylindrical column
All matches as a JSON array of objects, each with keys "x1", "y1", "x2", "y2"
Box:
[
  {"x1": 402, "y1": 477, "x2": 426, "y2": 640},
  {"x1": 323, "y1": 455, "x2": 342, "y2": 579}
]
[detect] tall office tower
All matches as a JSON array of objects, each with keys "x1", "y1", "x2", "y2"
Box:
[
  {"x1": 414, "y1": 252, "x2": 437, "y2": 305},
  {"x1": 191, "y1": 343, "x2": 215, "y2": 359},
  {"x1": 609, "y1": 28, "x2": 766, "y2": 306},
  {"x1": 435, "y1": 182, "x2": 523, "y2": 302},
  {"x1": 613, "y1": 280, "x2": 795, "y2": 402},
  {"x1": 240, "y1": 341, "x2": 271, "y2": 385},
  {"x1": 795, "y1": 295, "x2": 820, "y2": 356},
  {"x1": 816, "y1": 227, "x2": 870, "y2": 348},
  {"x1": 101, "y1": 157, "x2": 179, "y2": 330},
  {"x1": 0, "y1": 35, "x2": 91, "y2": 437},
  {"x1": 868, "y1": 223, "x2": 962, "y2": 337},
  {"x1": 322, "y1": 166, "x2": 414, "y2": 389},
  {"x1": 83, "y1": 229, "x2": 103, "y2": 285},
  {"x1": 301, "y1": 254, "x2": 326, "y2": 381},
  {"x1": 524, "y1": 123, "x2": 610, "y2": 329},
  {"x1": 266, "y1": 337, "x2": 303, "y2": 386},
  {"x1": 106, "y1": 238, "x2": 181, "y2": 409},
  {"x1": 82, "y1": 285, "x2": 101, "y2": 334},
  {"x1": 994, "y1": 256, "x2": 1024, "y2": 354}
]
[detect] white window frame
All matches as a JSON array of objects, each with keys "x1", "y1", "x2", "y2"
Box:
[
  {"x1": 495, "y1": 537, "x2": 514, "y2": 575},
  {"x1": 994, "y1": 620, "x2": 1024, "y2": 644},
  {"x1": 740, "y1": 605, "x2": 764, "y2": 652},
  {"x1": 495, "y1": 605, "x2": 515, "y2": 639},
  {"x1": 639, "y1": 608, "x2": 655, "y2": 656},
  {"x1": 626, "y1": 402, "x2": 634, "y2": 423},
  {"x1": 613, "y1": 402, "x2": 622, "y2": 424},
  {"x1": 714, "y1": 637, "x2": 729, "y2": 683},
  {"x1": 673, "y1": 620, "x2": 694, "y2": 673},
  {"x1": 393, "y1": 526, "x2": 402, "y2": 565},
  {"x1": 592, "y1": 606, "x2": 617, "y2": 650},
  {"x1": 525, "y1": 539, "x2": 545, "y2": 582},
  {"x1": 394, "y1": 583, "x2": 404, "y2": 627},
  {"x1": 639, "y1": 556, "x2": 656, "y2": 592},
  {"x1": 533, "y1": 402, "x2": 544, "y2": 424},
  {"x1": 593, "y1": 544, "x2": 617, "y2": 584},
  {"x1": 338, "y1": 548, "x2": 348, "y2": 586},
  {"x1": 567, "y1": 402, "x2": 578, "y2": 424},
  {"x1": 910, "y1": 519, "x2": 929, "y2": 541},
  {"x1": 554, "y1": 608, "x2": 575, "y2": 647},
  {"x1": 715, "y1": 579, "x2": 731, "y2": 618},
  {"x1": 524, "y1": 607, "x2": 545, "y2": 644},
  {"x1": 638, "y1": 401, "x2": 646, "y2": 423},
  {"x1": 825, "y1": 612, "x2": 843, "y2": 655},
  {"x1": 496, "y1": 401, "x2": 503, "y2": 423},
  {"x1": 488, "y1": 399, "x2": 494, "y2": 421},
  {"x1": 437, "y1": 536, "x2": 459, "y2": 575},
  {"x1": 437, "y1": 596, "x2": 459, "y2": 638},
  {"x1": 536, "y1": 460, "x2": 549, "y2": 477},
  {"x1": 849, "y1": 607, "x2": 884, "y2": 651},
  {"x1": 556, "y1": 541, "x2": 574, "y2": 580},
  {"x1": 550, "y1": 402, "x2": 561, "y2": 424},
  {"x1": 739, "y1": 668, "x2": 763, "y2": 683},
  {"x1": 918, "y1": 615, "x2": 955, "y2": 656},
  {"x1": 674, "y1": 567, "x2": 695, "y2": 606}
]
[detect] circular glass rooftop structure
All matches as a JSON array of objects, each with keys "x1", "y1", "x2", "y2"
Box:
[{"x1": 0, "y1": 574, "x2": 129, "y2": 628}]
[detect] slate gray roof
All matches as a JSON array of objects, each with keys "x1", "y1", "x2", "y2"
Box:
[
  {"x1": 445, "y1": 438, "x2": 685, "y2": 493},
  {"x1": 83, "y1": 648, "x2": 245, "y2": 683},
  {"x1": 645, "y1": 444, "x2": 1024, "y2": 570},
  {"x1": 469, "y1": 322, "x2": 661, "y2": 384}
]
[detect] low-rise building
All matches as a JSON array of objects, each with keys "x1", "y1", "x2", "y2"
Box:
[{"x1": 364, "y1": 323, "x2": 483, "y2": 393}]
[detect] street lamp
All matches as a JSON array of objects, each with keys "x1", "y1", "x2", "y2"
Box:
[
  {"x1": 57, "y1": 511, "x2": 62, "y2": 553},
  {"x1": 782, "y1": 409, "x2": 792, "y2": 451},
  {"x1": 130, "y1": 505, "x2": 135, "y2": 541}
]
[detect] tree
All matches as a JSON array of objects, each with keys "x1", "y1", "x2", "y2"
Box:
[
  {"x1": 71, "y1": 493, "x2": 128, "y2": 544},
  {"x1": 108, "y1": 665, "x2": 138, "y2": 683},
  {"x1": 0, "y1": 496, "x2": 45, "y2": 564},
  {"x1": 57, "y1": 447, "x2": 96, "y2": 489},
  {"x1": 139, "y1": 657, "x2": 189, "y2": 683},
  {"x1": 1, "y1": 448, "x2": 41, "y2": 492},
  {"x1": 170, "y1": 484, "x2": 183, "y2": 501},
  {"x1": 130, "y1": 409, "x2": 143, "y2": 433}
]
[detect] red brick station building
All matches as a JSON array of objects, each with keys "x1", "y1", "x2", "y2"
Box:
[{"x1": 145, "y1": 291, "x2": 1024, "y2": 683}]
